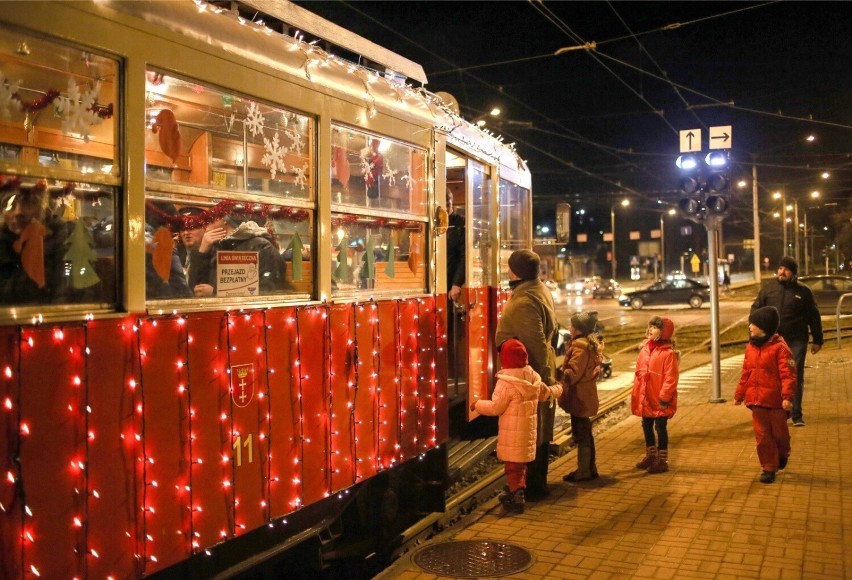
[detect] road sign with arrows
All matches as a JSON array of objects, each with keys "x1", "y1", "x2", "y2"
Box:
[
  {"x1": 679, "y1": 129, "x2": 701, "y2": 153},
  {"x1": 709, "y1": 125, "x2": 732, "y2": 149}
]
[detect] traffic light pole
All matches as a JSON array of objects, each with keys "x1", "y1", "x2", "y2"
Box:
[{"x1": 707, "y1": 224, "x2": 725, "y2": 403}]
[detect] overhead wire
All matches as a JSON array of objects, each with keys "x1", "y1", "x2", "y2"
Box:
[{"x1": 338, "y1": 0, "x2": 666, "y2": 198}]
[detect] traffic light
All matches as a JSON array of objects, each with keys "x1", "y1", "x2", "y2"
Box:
[
  {"x1": 676, "y1": 153, "x2": 705, "y2": 222},
  {"x1": 675, "y1": 151, "x2": 731, "y2": 225},
  {"x1": 703, "y1": 151, "x2": 730, "y2": 219}
]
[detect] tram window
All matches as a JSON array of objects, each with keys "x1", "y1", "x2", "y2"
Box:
[
  {"x1": 144, "y1": 197, "x2": 314, "y2": 301},
  {"x1": 1, "y1": 175, "x2": 118, "y2": 307},
  {"x1": 143, "y1": 71, "x2": 314, "y2": 202},
  {"x1": 330, "y1": 212, "x2": 426, "y2": 295},
  {"x1": 0, "y1": 27, "x2": 119, "y2": 178},
  {"x1": 468, "y1": 161, "x2": 491, "y2": 288},
  {"x1": 330, "y1": 125, "x2": 426, "y2": 215},
  {"x1": 0, "y1": 28, "x2": 120, "y2": 311},
  {"x1": 499, "y1": 179, "x2": 531, "y2": 285}
]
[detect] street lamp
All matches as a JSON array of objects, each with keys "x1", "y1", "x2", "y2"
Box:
[{"x1": 610, "y1": 199, "x2": 630, "y2": 280}]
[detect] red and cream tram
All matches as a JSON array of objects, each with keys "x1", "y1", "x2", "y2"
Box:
[{"x1": 0, "y1": 2, "x2": 532, "y2": 577}]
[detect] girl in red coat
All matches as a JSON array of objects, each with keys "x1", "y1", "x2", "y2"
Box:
[
  {"x1": 471, "y1": 338, "x2": 561, "y2": 513},
  {"x1": 632, "y1": 316, "x2": 679, "y2": 473},
  {"x1": 734, "y1": 306, "x2": 796, "y2": 484}
]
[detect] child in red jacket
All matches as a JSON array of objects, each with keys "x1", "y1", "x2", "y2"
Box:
[
  {"x1": 735, "y1": 306, "x2": 797, "y2": 484},
  {"x1": 471, "y1": 338, "x2": 561, "y2": 514}
]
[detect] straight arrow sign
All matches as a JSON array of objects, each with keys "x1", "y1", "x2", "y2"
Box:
[{"x1": 680, "y1": 129, "x2": 701, "y2": 153}]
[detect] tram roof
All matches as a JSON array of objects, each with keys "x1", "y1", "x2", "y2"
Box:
[
  {"x1": 242, "y1": 0, "x2": 427, "y2": 85},
  {"x1": 95, "y1": 0, "x2": 528, "y2": 178}
]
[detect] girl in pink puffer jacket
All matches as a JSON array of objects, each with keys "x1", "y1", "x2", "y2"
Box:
[{"x1": 471, "y1": 338, "x2": 561, "y2": 514}]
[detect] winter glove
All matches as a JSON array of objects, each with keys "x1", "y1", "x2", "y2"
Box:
[{"x1": 658, "y1": 399, "x2": 669, "y2": 409}]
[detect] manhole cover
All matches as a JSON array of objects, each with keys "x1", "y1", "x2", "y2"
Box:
[{"x1": 412, "y1": 540, "x2": 533, "y2": 577}]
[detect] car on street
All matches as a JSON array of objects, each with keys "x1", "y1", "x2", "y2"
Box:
[
  {"x1": 618, "y1": 277, "x2": 709, "y2": 310},
  {"x1": 544, "y1": 279, "x2": 564, "y2": 304},
  {"x1": 588, "y1": 277, "x2": 622, "y2": 299},
  {"x1": 564, "y1": 276, "x2": 621, "y2": 298},
  {"x1": 797, "y1": 275, "x2": 852, "y2": 313}
]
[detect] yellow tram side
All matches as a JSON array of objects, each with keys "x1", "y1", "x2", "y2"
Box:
[{"x1": 0, "y1": 1, "x2": 532, "y2": 577}]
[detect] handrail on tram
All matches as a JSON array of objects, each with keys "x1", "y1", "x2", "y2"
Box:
[{"x1": 836, "y1": 293, "x2": 852, "y2": 349}]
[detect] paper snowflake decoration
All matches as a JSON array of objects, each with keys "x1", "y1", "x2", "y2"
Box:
[
  {"x1": 55, "y1": 79, "x2": 103, "y2": 142},
  {"x1": 291, "y1": 162, "x2": 309, "y2": 188},
  {"x1": 382, "y1": 163, "x2": 397, "y2": 186},
  {"x1": 401, "y1": 173, "x2": 416, "y2": 191},
  {"x1": 262, "y1": 131, "x2": 288, "y2": 179},
  {"x1": 245, "y1": 101, "x2": 265, "y2": 137},
  {"x1": 288, "y1": 130, "x2": 305, "y2": 156},
  {"x1": 359, "y1": 151, "x2": 373, "y2": 178},
  {"x1": 0, "y1": 70, "x2": 21, "y2": 120}
]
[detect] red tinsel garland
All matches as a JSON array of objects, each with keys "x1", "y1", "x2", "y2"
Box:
[
  {"x1": 9, "y1": 88, "x2": 114, "y2": 120},
  {"x1": 13, "y1": 89, "x2": 60, "y2": 114},
  {"x1": 331, "y1": 215, "x2": 419, "y2": 231},
  {"x1": 145, "y1": 199, "x2": 311, "y2": 232}
]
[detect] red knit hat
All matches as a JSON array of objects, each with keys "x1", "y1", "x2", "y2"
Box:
[{"x1": 499, "y1": 338, "x2": 528, "y2": 369}]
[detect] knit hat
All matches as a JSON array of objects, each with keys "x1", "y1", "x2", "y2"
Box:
[
  {"x1": 508, "y1": 249, "x2": 540, "y2": 280},
  {"x1": 749, "y1": 306, "x2": 780, "y2": 336},
  {"x1": 649, "y1": 316, "x2": 675, "y2": 341},
  {"x1": 778, "y1": 256, "x2": 798, "y2": 276},
  {"x1": 499, "y1": 338, "x2": 528, "y2": 369},
  {"x1": 224, "y1": 214, "x2": 251, "y2": 229},
  {"x1": 570, "y1": 310, "x2": 598, "y2": 336}
]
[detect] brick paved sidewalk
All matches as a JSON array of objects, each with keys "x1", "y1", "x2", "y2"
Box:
[{"x1": 385, "y1": 342, "x2": 852, "y2": 579}]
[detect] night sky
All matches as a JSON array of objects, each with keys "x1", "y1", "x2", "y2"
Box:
[{"x1": 293, "y1": 1, "x2": 851, "y2": 266}]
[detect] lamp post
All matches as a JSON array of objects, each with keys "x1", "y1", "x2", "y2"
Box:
[
  {"x1": 772, "y1": 191, "x2": 790, "y2": 256},
  {"x1": 659, "y1": 207, "x2": 675, "y2": 278},
  {"x1": 800, "y1": 190, "x2": 821, "y2": 274},
  {"x1": 610, "y1": 199, "x2": 630, "y2": 280},
  {"x1": 747, "y1": 134, "x2": 815, "y2": 283}
]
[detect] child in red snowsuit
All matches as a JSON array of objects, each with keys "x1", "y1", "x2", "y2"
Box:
[{"x1": 734, "y1": 306, "x2": 797, "y2": 484}]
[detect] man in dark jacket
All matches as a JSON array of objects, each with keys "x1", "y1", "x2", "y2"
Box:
[
  {"x1": 190, "y1": 214, "x2": 286, "y2": 297},
  {"x1": 495, "y1": 249, "x2": 557, "y2": 500},
  {"x1": 446, "y1": 188, "x2": 465, "y2": 303},
  {"x1": 751, "y1": 256, "x2": 822, "y2": 426}
]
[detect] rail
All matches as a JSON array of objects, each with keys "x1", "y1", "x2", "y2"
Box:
[{"x1": 837, "y1": 293, "x2": 852, "y2": 349}]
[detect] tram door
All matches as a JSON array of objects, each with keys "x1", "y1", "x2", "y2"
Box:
[{"x1": 445, "y1": 151, "x2": 494, "y2": 417}]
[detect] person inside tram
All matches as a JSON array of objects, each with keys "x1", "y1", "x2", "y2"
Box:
[
  {"x1": 446, "y1": 187, "x2": 465, "y2": 303},
  {"x1": 177, "y1": 205, "x2": 205, "y2": 281},
  {"x1": 145, "y1": 202, "x2": 192, "y2": 299},
  {"x1": 189, "y1": 211, "x2": 286, "y2": 297},
  {"x1": 0, "y1": 180, "x2": 73, "y2": 305}
]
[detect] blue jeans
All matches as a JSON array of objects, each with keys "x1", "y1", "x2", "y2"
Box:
[{"x1": 786, "y1": 339, "x2": 807, "y2": 422}]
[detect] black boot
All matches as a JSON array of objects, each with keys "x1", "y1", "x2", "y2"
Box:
[
  {"x1": 500, "y1": 488, "x2": 525, "y2": 514},
  {"x1": 563, "y1": 446, "x2": 597, "y2": 482}
]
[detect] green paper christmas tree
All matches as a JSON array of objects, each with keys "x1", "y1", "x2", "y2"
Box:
[
  {"x1": 384, "y1": 242, "x2": 395, "y2": 278},
  {"x1": 287, "y1": 232, "x2": 304, "y2": 280},
  {"x1": 334, "y1": 235, "x2": 349, "y2": 281},
  {"x1": 64, "y1": 219, "x2": 101, "y2": 289}
]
